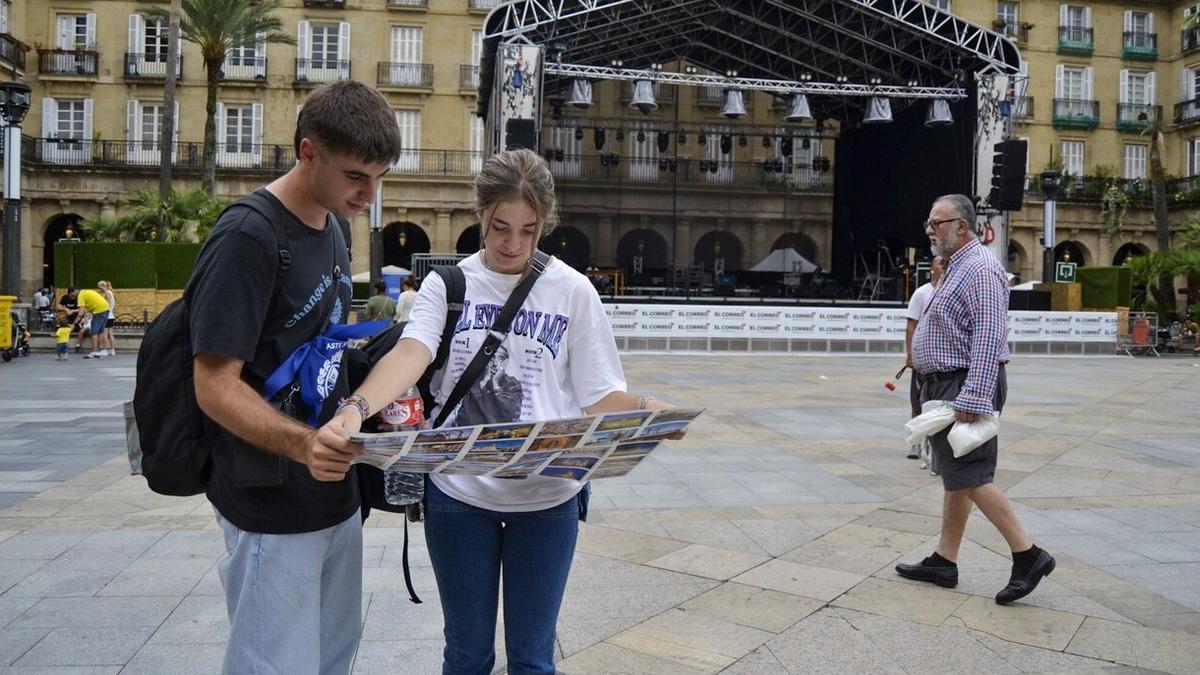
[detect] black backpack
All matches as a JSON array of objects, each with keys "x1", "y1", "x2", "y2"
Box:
[{"x1": 130, "y1": 192, "x2": 350, "y2": 496}]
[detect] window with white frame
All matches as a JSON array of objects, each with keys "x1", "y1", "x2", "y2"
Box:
[
  {"x1": 56, "y1": 14, "x2": 93, "y2": 50},
  {"x1": 40, "y1": 98, "x2": 93, "y2": 164},
  {"x1": 1123, "y1": 71, "x2": 1151, "y2": 104},
  {"x1": 215, "y1": 102, "x2": 263, "y2": 167},
  {"x1": 704, "y1": 129, "x2": 734, "y2": 184},
  {"x1": 55, "y1": 101, "x2": 87, "y2": 139},
  {"x1": 1126, "y1": 11, "x2": 1151, "y2": 37},
  {"x1": 140, "y1": 102, "x2": 163, "y2": 150},
  {"x1": 297, "y1": 21, "x2": 348, "y2": 81},
  {"x1": 394, "y1": 110, "x2": 421, "y2": 172},
  {"x1": 928, "y1": 0, "x2": 951, "y2": 12},
  {"x1": 469, "y1": 113, "x2": 484, "y2": 173},
  {"x1": 1179, "y1": 68, "x2": 1200, "y2": 120},
  {"x1": 126, "y1": 100, "x2": 179, "y2": 164},
  {"x1": 546, "y1": 124, "x2": 581, "y2": 178},
  {"x1": 997, "y1": 2, "x2": 1019, "y2": 38},
  {"x1": 1189, "y1": 138, "x2": 1200, "y2": 175},
  {"x1": 388, "y1": 27, "x2": 423, "y2": 85},
  {"x1": 312, "y1": 24, "x2": 339, "y2": 68},
  {"x1": 1061, "y1": 5, "x2": 1089, "y2": 29},
  {"x1": 771, "y1": 131, "x2": 822, "y2": 186},
  {"x1": 1060, "y1": 66, "x2": 1086, "y2": 99},
  {"x1": 225, "y1": 33, "x2": 266, "y2": 79},
  {"x1": 0, "y1": 1, "x2": 10, "y2": 35},
  {"x1": 144, "y1": 17, "x2": 168, "y2": 62},
  {"x1": 1061, "y1": 140, "x2": 1084, "y2": 176},
  {"x1": 1123, "y1": 144, "x2": 1147, "y2": 179},
  {"x1": 1055, "y1": 64, "x2": 1094, "y2": 117},
  {"x1": 628, "y1": 123, "x2": 658, "y2": 181}
]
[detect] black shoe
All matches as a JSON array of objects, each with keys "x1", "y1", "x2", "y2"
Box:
[
  {"x1": 895, "y1": 559, "x2": 958, "y2": 588},
  {"x1": 995, "y1": 550, "x2": 1055, "y2": 605}
]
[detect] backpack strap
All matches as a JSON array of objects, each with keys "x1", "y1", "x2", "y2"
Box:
[
  {"x1": 431, "y1": 250, "x2": 550, "y2": 428},
  {"x1": 428, "y1": 265, "x2": 466, "y2": 372},
  {"x1": 234, "y1": 190, "x2": 292, "y2": 275}
]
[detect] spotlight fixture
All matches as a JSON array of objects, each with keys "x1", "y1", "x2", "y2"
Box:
[
  {"x1": 574, "y1": 125, "x2": 583, "y2": 141},
  {"x1": 863, "y1": 96, "x2": 893, "y2": 124},
  {"x1": 719, "y1": 133, "x2": 732, "y2": 154},
  {"x1": 738, "y1": 135, "x2": 747, "y2": 147},
  {"x1": 616, "y1": 129, "x2": 625, "y2": 142},
  {"x1": 593, "y1": 127, "x2": 606, "y2": 150},
  {"x1": 684, "y1": 65, "x2": 698, "y2": 74},
  {"x1": 762, "y1": 135, "x2": 771, "y2": 149},
  {"x1": 630, "y1": 80, "x2": 658, "y2": 114},
  {"x1": 780, "y1": 137, "x2": 793, "y2": 157},
  {"x1": 657, "y1": 131, "x2": 670, "y2": 153},
  {"x1": 801, "y1": 137, "x2": 810, "y2": 150},
  {"x1": 677, "y1": 131, "x2": 687, "y2": 145},
  {"x1": 698, "y1": 133, "x2": 707, "y2": 146},
  {"x1": 721, "y1": 90, "x2": 747, "y2": 119},
  {"x1": 924, "y1": 98, "x2": 954, "y2": 127},
  {"x1": 785, "y1": 93, "x2": 813, "y2": 123},
  {"x1": 566, "y1": 79, "x2": 593, "y2": 108},
  {"x1": 555, "y1": 149, "x2": 564, "y2": 162},
  {"x1": 636, "y1": 129, "x2": 646, "y2": 143}
]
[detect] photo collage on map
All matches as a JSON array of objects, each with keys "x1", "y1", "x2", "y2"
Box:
[{"x1": 349, "y1": 408, "x2": 704, "y2": 481}]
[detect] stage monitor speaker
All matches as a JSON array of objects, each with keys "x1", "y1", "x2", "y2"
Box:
[
  {"x1": 1009, "y1": 289, "x2": 1051, "y2": 311},
  {"x1": 989, "y1": 139, "x2": 1027, "y2": 211},
  {"x1": 505, "y1": 119, "x2": 537, "y2": 151}
]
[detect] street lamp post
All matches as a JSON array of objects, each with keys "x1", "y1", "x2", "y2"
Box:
[
  {"x1": 368, "y1": 182, "x2": 383, "y2": 290},
  {"x1": 1039, "y1": 170, "x2": 1064, "y2": 283},
  {"x1": 0, "y1": 81, "x2": 32, "y2": 298}
]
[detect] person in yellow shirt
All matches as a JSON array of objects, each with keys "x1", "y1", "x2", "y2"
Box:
[
  {"x1": 55, "y1": 319, "x2": 73, "y2": 361},
  {"x1": 76, "y1": 287, "x2": 111, "y2": 359}
]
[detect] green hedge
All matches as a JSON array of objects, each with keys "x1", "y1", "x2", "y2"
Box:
[
  {"x1": 54, "y1": 242, "x2": 202, "y2": 290},
  {"x1": 1077, "y1": 266, "x2": 1132, "y2": 309}
]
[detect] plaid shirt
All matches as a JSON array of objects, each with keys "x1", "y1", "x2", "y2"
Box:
[{"x1": 912, "y1": 238, "x2": 1010, "y2": 415}]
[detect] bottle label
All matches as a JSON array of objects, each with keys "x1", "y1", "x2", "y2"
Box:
[{"x1": 381, "y1": 396, "x2": 424, "y2": 428}]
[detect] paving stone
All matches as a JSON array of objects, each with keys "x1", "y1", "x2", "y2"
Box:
[
  {"x1": 717, "y1": 645, "x2": 791, "y2": 675},
  {"x1": 620, "y1": 608, "x2": 774, "y2": 661},
  {"x1": 1067, "y1": 616, "x2": 1200, "y2": 674},
  {"x1": 731, "y1": 558, "x2": 864, "y2": 602},
  {"x1": 832, "y1": 577, "x2": 969, "y2": 626},
  {"x1": 759, "y1": 608, "x2": 907, "y2": 674},
  {"x1": 14, "y1": 627, "x2": 154, "y2": 667},
  {"x1": 0, "y1": 532, "x2": 87, "y2": 560},
  {"x1": 557, "y1": 642, "x2": 711, "y2": 675},
  {"x1": 1098, "y1": 562, "x2": 1200, "y2": 611},
  {"x1": 9, "y1": 597, "x2": 179, "y2": 629},
  {"x1": 574, "y1": 523, "x2": 688, "y2": 564},
  {"x1": 646, "y1": 543, "x2": 769, "y2": 581},
  {"x1": 680, "y1": 582, "x2": 822, "y2": 633},
  {"x1": 0, "y1": 627, "x2": 50, "y2": 667},
  {"x1": 947, "y1": 595, "x2": 1086, "y2": 651},
  {"x1": 118, "y1": 642, "x2": 224, "y2": 675},
  {"x1": 145, "y1": 595, "x2": 228, "y2": 645},
  {"x1": 97, "y1": 557, "x2": 214, "y2": 597},
  {"x1": 350, "y1": 639, "x2": 444, "y2": 675},
  {"x1": 0, "y1": 559, "x2": 48, "y2": 595}
]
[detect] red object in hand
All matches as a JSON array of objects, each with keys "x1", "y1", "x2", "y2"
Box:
[{"x1": 884, "y1": 381, "x2": 896, "y2": 391}]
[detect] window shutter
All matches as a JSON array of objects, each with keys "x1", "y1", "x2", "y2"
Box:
[
  {"x1": 1084, "y1": 67, "x2": 1094, "y2": 100},
  {"x1": 1059, "y1": 5, "x2": 1067, "y2": 26},
  {"x1": 252, "y1": 103, "x2": 264, "y2": 166},
  {"x1": 1083, "y1": 7, "x2": 1091, "y2": 28},
  {"x1": 1119, "y1": 70, "x2": 1129, "y2": 104},
  {"x1": 126, "y1": 100, "x2": 139, "y2": 142},
  {"x1": 85, "y1": 13, "x2": 96, "y2": 48},
  {"x1": 82, "y1": 99, "x2": 94, "y2": 144},
  {"x1": 215, "y1": 102, "x2": 226, "y2": 164},
  {"x1": 338, "y1": 22, "x2": 350, "y2": 63},
  {"x1": 1183, "y1": 68, "x2": 1192, "y2": 101},
  {"x1": 1055, "y1": 64, "x2": 1065, "y2": 99},
  {"x1": 1123, "y1": 10, "x2": 1131, "y2": 33},
  {"x1": 172, "y1": 100, "x2": 180, "y2": 161},
  {"x1": 128, "y1": 14, "x2": 143, "y2": 59},
  {"x1": 298, "y1": 20, "x2": 311, "y2": 59},
  {"x1": 56, "y1": 15, "x2": 72, "y2": 50},
  {"x1": 1147, "y1": 72, "x2": 1156, "y2": 104},
  {"x1": 41, "y1": 98, "x2": 57, "y2": 138},
  {"x1": 1148, "y1": 13, "x2": 1154, "y2": 33},
  {"x1": 255, "y1": 31, "x2": 267, "y2": 76},
  {"x1": 472, "y1": 30, "x2": 482, "y2": 65}
]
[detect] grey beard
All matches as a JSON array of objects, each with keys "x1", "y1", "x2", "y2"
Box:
[{"x1": 930, "y1": 240, "x2": 949, "y2": 257}]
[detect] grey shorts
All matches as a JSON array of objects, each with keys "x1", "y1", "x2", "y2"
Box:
[{"x1": 919, "y1": 366, "x2": 1007, "y2": 491}]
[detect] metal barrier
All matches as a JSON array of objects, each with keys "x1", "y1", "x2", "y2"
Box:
[
  {"x1": 1119, "y1": 311, "x2": 1159, "y2": 357},
  {"x1": 410, "y1": 253, "x2": 469, "y2": 280}
]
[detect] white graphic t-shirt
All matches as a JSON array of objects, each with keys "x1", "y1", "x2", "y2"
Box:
[
  {"x1": 906, "y1": 282, "x2": 934, "y2": 321},
  {"x1": 403, "y1": 252, "x2": 627, "y2": 511}
]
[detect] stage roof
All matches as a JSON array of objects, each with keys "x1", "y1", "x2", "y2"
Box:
[{"x1": 478, "y1": 0, "x2": 1022, "y2": 123}]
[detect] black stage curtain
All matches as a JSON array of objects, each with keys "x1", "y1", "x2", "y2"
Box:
[{"x1": 830, "y1": 88, "x2": 978, "y2": 283}]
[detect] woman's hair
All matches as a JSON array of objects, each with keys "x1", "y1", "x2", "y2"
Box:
[
  {"x1": 97, "y1": 280, "x2": 112, "y2": 292},
  {"x1": 402, "y1": 277, "x2": 418, "y2": 291},
  {"x1": 475, "y1": 149, "x2": 559, "y2": 245}
]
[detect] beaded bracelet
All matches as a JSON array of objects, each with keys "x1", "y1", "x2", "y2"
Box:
[
  {"x1": 336, "y1": 394, "x2": 370, "y2": 420},
  {"x1": 636, "y1": 395, "x2": 655, "y2": 410}
]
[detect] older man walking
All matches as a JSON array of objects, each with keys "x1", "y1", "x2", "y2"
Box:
[{"x1": 895, "y1": 194, "x2": 1055, "y2": 605}]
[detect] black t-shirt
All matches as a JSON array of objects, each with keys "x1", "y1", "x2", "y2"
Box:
[{"x1": 188, "y1": 188, "x2": 357, "y2": 534}]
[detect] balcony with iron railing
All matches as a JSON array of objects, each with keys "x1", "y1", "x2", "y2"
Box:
[
  {"x1": 387, "y1": 0, "x2": 428, "y2": 7},
  {"x1": 1183, "y1": 26, "x2": 1200, "y2": 54},
  {"x1": 0, "y1": 34, "x2": 28, "y2": 72},
  {"x1": 1013, "y1": 96, "x2": 1034, "y2": 121},
  {"x1": 460, "y1": 65, "x2": 479, "y2": 90},
  {"x1": 294, "y1": 58, "x2": 351, "y2": 85},
  {"x1": 1058, "y1": 26, "x2": 1094, "y2": 56},
  {"x1": 468, "y1": 0, "x2": 500, "y2": 12},
  {"x1": 1052, "y1": 98, "x2": 1099, "y2": 129},
  {"x1": 1175, "y1": 97, "x2": 1200, "y2": 125},
  {"x1": 1122, "y1": 31, "x2": 1157, "y2": 60},
  {"x1": 1116, "y1": 103, "x2": 1161, "y2": 131},
  {"x1": 124, "y1": 52, "x2": 182, "y2": 80},
  {"x1": 303, "y1": 0, "x2": 345, "y2": 7},
  {"x1": 38, "y1": 48, "x2": 99, "y2": 76},
  {"x1": 993, "y1": 20, "x2": 1030, "y2": 43},
  {"x1": 221, "y1": 57, "x2": 267, "y2": 82},
  {"x1": 545, "y1": 154, "x2": 832, "y2": 192},
  {"x1": 377, "y1": 62, "x2": 433, "y2": 88}
]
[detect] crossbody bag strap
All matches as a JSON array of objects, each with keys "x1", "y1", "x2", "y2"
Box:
[
  {"x1": 428, "y1": 265, "x2": 466, "y2": 372},
  {"x1": 431, "y1": 250, "x2": 551, "y2": 428}
]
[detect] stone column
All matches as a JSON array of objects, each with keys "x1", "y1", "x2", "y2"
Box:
[
  {"x1": 752, "y1": 219, "x2": 768, "y2": 265},
  {"x1": 99, "y1": 201, "x2": 117, "y2": 220},
  {"x1": 434, "y1": 208, "x2": 453, "y2": 252},
  {"x1": 673, "y1": 217, "x2": 692, "y2": 268},
  {"x1": 595, "y1": 215, "x2": 614, "y2": 267}
]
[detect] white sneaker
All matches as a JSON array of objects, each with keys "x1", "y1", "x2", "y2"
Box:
[
  {"x1": 106, "y1": 349, "x2": 115, "y2": 356},
  {"x1": 84, "y1": 352, "x2": 101, "y2": 359}
]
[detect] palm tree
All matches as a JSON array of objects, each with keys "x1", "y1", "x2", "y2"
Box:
[
  {"x1": 80, "y1": 187, "x2": 228, "y2": 242},
  {"x1": 148, "y1": 0, "x2": 293, "y2": 195},
  {"x1": 1143, "y1": 121, "x2": 1174, "y2": 309}
]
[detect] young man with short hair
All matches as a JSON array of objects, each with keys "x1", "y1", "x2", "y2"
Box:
[{"x1": 189, "y1": 80, "x2": 401, "y2": 673}]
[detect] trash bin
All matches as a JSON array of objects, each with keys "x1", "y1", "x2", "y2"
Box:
[{"x1": 0, "y1": 296, "x2": 14, "y2": 351}]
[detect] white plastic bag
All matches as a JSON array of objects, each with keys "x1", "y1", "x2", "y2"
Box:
[
  {"x1": 903, "y1": 400, "x2": 956, "y2": 446},
  {"x1": 947, "y1": 413, "x2": 1000, "y2": 458}
]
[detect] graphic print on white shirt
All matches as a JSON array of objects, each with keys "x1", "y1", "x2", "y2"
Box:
[{"x1": 403, "y1": 252, "x2": 627, "y2": 511}]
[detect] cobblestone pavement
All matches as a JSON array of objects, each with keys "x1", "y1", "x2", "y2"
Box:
[{"x1": 1, "y1": 352, "x2": 1198, "y2": 673}]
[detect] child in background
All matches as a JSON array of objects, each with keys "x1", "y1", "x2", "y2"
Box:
[{"x1": 55, "y1": 319, "x2": 72, "y2": 361}]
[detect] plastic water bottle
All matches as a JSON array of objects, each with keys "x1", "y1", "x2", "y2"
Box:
[{"x1": 381, "y1": 386, "x2": 425, "y2": 506}]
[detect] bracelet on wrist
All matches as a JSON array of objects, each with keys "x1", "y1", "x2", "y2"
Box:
[
  {"x1": 337, "y1": 394, "x2": 370, "y2": 420},
  {"x1": 636, "y1": 395, "x2": 656, "y2": 410}
]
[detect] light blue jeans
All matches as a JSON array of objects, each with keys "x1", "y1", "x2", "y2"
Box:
[{"x1": 216, "y1": 510, "x2": 363, "y2": 675}]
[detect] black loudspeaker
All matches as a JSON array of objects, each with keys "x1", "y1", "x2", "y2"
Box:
[
  {"x1": 505, "y1": 119, "x2": 537, "y2": 151},
  {"x1": 1009, "y1": 289, "x2": 1051, "y2": 311},
  {"x1": 989, "y1": 139, "x2": 1027, "y2": 211}
]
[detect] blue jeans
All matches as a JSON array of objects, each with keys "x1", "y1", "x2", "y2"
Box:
[
  {"x1": 424, "y1": 479, "x2": 585, "y2": 675},
  {"x1": 216, "y1": 510, "x2": 362, "y2": 675}
]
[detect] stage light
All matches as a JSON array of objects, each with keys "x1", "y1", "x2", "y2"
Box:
[
  {"x1": 677, "y1": 131, "x2": 687, "y2": 145},
  {"x1": 925, "y1": 99, "x2": 953, "y2": 127},
  {"x1": 566, "y1": 79, "x2": 593, "y2": 108},
  {"x1": 738, "y1": 135, "x2": 747, "y2": 147},
  {"x1": 593, "y1": 127, "x2": 606, "y2": 150},
  {"x1": 636, "y1": 129, "x2": 646, "y2": 143},
  {"x1": 657, "y1": 131, "x2": 670, "y2": 153},
  {"x1": 785, "y1": 93, "x2": 813, "y2": 122},
  {"x1": 631, "y1": 80, "x2": 658, "y2": 114},
  {"x1": 574, "y1": 126, "x2": 583, "y2": 141},
  {"x1": 762, "y1": 135, "x2": 771, "y2": 149},
  {"x1": 721, "y1": 90, "x2": 747, "y2": 119},
  {"x1": 720, "y1": 134, "x2": 732, "y2": 154},
  {"x1": 863, "y1": 97, "x2": 892, "y2": 124}
]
